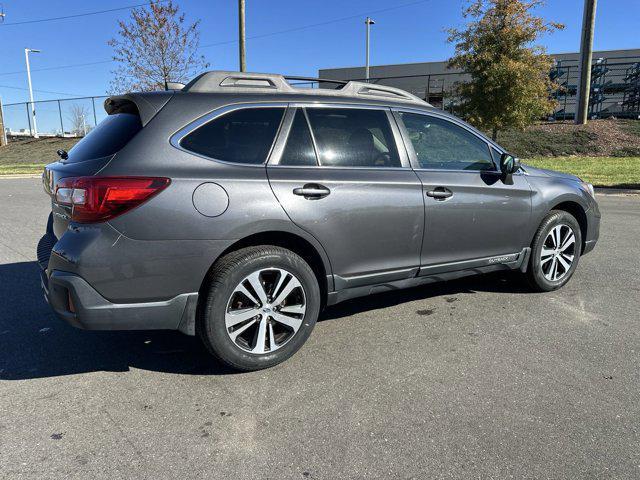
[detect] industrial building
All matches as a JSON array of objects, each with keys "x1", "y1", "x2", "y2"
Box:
[{"x1": 319, "y1": 49, "x2": 640, "y2": 119}]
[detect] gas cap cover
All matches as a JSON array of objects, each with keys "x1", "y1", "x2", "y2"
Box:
[{"x1": 192, "y1": 182, "x2": 229, "y2": 217}]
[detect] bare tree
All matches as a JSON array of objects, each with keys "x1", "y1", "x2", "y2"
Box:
[
  {"x1": 68, "y1": 104, "x2": 90, "y2": 136},
  {"x1": 108, "y1": 1, "x2": 209, "y2": 93}
]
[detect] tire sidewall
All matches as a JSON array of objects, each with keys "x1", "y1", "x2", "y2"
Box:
[
  {"x1": 529, "y1": 211, "x2": 582, "y2": 291},
  {"x1": 202, "y1": 248, "x2": 320, "y2": 370}
]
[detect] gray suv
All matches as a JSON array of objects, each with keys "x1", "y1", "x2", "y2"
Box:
[{"x1": 39, "y1": 71, "x2": 600, "y2": 371}]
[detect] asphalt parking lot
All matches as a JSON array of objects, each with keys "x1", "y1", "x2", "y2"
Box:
[{"x1": 1, "y1": 177, "x2": 639, "y2": 479}]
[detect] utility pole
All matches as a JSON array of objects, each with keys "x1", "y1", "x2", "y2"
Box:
[
  {"x1": 0, "y1": 97, "x2": 7, "y2": 147},
  {"x1": 576, "y1": 0, "x2": 597, "y2": 125},
  {"x1": 25, "y1": 48, "x2": 41, "y2": 138},
  {"x1": 238, "y1": 0, "x2": 246, "y2": 72},
  {"x1": 365, "y1": 17, "x2": 375, "y2": 82}
]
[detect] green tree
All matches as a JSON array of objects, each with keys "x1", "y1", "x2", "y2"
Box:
[
  {"x1": 108, "y1": 1, "x2": 209, "y2": 93},
  {"x1": 447, "y1": 0, "x2": 564, "y2": 140}
]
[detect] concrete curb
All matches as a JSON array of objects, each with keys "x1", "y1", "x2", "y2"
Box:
[
  {"x1": 595, "y1": 188, "x2": 640, "y2": 196},
  {"x1": 0, "y1": 174, "x2": 42, "y2": 180}
]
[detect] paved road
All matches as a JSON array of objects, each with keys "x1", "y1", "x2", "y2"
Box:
[{"x1": 1, "y1": 177, "x2": 639, "y2": 479}]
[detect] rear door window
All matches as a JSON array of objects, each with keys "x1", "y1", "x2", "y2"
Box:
[
  {"x1": 305, "y1": 108, "x2": 401, "y2": 168},
  {"x1": 180, "y1": 107, "x2": 285, "y2": 164},
  {"x1": 66, "y1": 113, "x2": 142, "y2": 163}
]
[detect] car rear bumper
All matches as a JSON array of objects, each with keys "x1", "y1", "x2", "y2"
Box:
[
  {"x1": 38, "y1": 223, "x2": 199, "y2": 335},
  {"x1": 48, "y1": 269, "x2": 197, "y2": 332},
  {"x1": 41, "y1": 268, "x2": 198, "y2": 334}
]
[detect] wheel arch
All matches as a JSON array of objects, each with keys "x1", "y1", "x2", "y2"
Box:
[
  {"x1": 198, "y1": 230, "x2": 333, "y2": 310},
  {"x1": 549, "y1": 200, "x2": 588, "y2": 254}
]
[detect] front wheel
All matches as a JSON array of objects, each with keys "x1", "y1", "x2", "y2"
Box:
[
  {"x1": 197, "y1": 246, "x2": 321, "y2": 371},
  {"x1": 526, "y1": 210, "x2": 582, "y2": 292}
]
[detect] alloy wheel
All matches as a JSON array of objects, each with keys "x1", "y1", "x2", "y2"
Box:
[
  {"x1": 225, "y1": 268, "x2": 306, "y2": 354},
  {"x1": 540, "y1": 224, "x2": 576, "y2": 281}
]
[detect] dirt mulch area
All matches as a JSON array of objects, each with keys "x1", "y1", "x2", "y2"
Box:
[
  {"x1": 0, "y1": 136, "x2": 80, "y2": 164},
  {"x1": 497, "y1": 119, "x2": 640, "y2": 158}
]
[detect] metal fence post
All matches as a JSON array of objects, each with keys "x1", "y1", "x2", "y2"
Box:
[
  {"x1": 562, "y1": 66, "x2": 569, "y2": 119},
  {"x1": 57, "y1": 100, "x2": 64, "y2": 136},
  {"x1": 92, "y1": 97, "x2": 97, "y2": 126}
]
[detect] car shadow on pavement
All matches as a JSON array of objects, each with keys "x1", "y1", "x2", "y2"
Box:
[
  {"x1": 0, "y1": 262, "x2": 531, "y2": 380},
  {"x1": 0, "y1": 262, "x2": 236, "y2": 380},
  {"x1": 320, "y1": 270, "x2": 533, "y2": 321}
]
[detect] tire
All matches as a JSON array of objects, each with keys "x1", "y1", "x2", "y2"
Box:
[
  {"x1": 197, "y1": 245, "x2": 321, "y2": 371},
  {"x1": 526, "y1": 210, "x2": 582, "y2": 292}
]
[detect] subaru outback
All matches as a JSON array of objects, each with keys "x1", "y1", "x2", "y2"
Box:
[{"x1": 39, "y1": 71, "x2": 600, "y2": 371}]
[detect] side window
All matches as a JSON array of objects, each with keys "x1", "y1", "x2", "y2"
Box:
[
  {"x1": 180, "y1": 107, "x2": 284, "y2": 164},
  {"x1": 279, "y1": 109, "x2": 318, "y2": 166},
  {"x1": 399, "y1": 113, "x2": 495, "y2": 171},
  {"x1": 305, "y1": 108, "x2": 401, "y2": 168}
]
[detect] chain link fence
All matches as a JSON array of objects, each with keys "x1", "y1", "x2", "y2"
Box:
[{"x1": 1, "y1": 96, "x2": 108, "y2": 142}]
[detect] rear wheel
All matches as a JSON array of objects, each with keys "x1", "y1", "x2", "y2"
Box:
[
  {"x1": 527, "y1": 210, "x2": 582, "y2": 292},
  {"x1": 197, "y1": 246, "x2": 320, "y2": 371}
]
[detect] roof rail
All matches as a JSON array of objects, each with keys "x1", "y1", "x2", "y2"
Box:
[{"x1": 182, "y1": 71, "x2": 429, "y2": 106}]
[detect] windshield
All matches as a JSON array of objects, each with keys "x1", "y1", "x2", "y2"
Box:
[{"x1": 65, "y1": 113, "x2": 142, "y2": 163}]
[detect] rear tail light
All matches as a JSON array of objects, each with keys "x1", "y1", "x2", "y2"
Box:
[{"x1": 55, "y1": 176, "x2": 170, "y2": 223}]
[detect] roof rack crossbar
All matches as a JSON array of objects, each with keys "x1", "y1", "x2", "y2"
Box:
[
  {"x1": 283, "y1": 75, "x2": 348, "y2": 86},
  {"x1": 182, "y1": 71, "x2": 429, "y2": 106}
]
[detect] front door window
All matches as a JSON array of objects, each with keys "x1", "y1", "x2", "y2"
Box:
[{"x1": 399, "y1": 112, "x2": 495, "y2": 171}]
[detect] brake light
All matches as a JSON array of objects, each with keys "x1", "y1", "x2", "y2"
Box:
[{"x1": 55, "y1": 176, "x2": 170, "y2": 223}]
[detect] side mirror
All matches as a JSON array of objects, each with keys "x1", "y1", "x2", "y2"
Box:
[{"x1": 500, "y1": 153, "x2": 520, "y2": 175}]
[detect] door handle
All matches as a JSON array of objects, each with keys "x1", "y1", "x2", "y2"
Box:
[
  {"x1": 293, "y1": 183, "x2": 331, "y2": 199},
  {"x1": 426, "y1": 187, "x2": 453, "y2": 200}
]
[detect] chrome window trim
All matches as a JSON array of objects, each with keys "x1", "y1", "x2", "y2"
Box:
[
  {"x1": 288, "y1": 101, "x2": 395, "y2": 110},
  {"x1": 169, "y1": 102, "x2": 289, "y2": 167},
  {"x1": 392, "y1": 108, "x2": 502, "y2": 173},
  {"x1": 268, "y1": 103, "x2": 411, "y2": 169},
  {"x1": 266, "y1": 164, "x2": 411, "y2": 171},
  {"x1": 411, "y1": 167, "x2": 502, "y2": 174}
]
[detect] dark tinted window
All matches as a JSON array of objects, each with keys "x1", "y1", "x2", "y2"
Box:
[
  {"x1": 66, "y1": 113, "x2": 142, "y2": 163},
  {"x1": 400, "y1": 113, "x2": 494, "y2": 171},
  {"x1": 490, "y1": 146, "x2": 502, "y2": 164},
  {"x1": 181, "y1": 108, "x2": 284, "y2": 164},
  {"x1": 279, "y1": 110, "x2": 317, "y2": 166},
  {"x1": 305, "y1": 108, "x2": 401, "y2": 168}
]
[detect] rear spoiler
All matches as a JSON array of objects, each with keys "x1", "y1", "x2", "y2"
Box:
[{"x1": 104, "y1": 91, "x2": 174, "y2": 127}]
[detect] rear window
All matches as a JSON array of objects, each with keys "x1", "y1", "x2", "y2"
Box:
[
  {"x1": 305, "y1": 108, "x2": 401, "y2": 168},
  {"x1": 66, "y1": 113, "x2": 142, "y2": 163},
  {"x1": 179, "y1": 107, "x2": 285, "y2": 164}
]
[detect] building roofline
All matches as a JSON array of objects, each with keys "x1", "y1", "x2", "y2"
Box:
[{"x1": 319, "y1": 48, "x2": 640, "y2": 72}]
